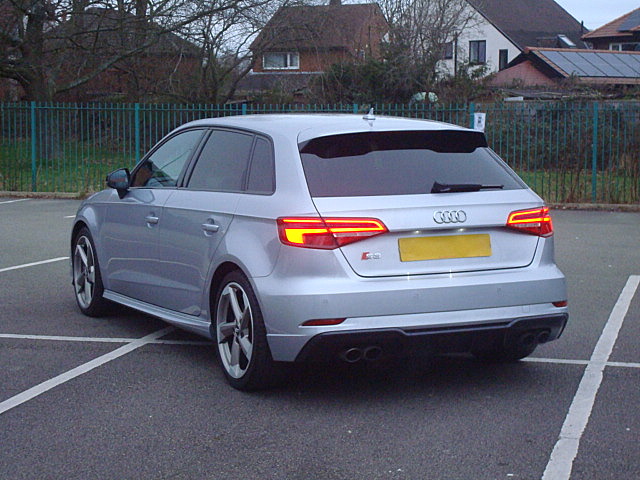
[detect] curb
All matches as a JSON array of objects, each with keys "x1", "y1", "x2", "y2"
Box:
[
  {"x1": 0, "y1": 191, "x2": 88, "y2": 200},
  {"x1": 548, "y1": 203, "x2": 640, "y2": 213}
]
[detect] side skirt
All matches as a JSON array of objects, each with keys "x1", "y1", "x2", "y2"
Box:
[{"x1": 103, "y1": 290, "x2": 212, "y2": 339}]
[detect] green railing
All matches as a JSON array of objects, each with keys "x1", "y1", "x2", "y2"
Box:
[{"x1": 1, "y1": 101, "x2": 638, "y2": 203}]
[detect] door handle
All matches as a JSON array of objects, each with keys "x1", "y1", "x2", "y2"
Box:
[
  {"x1": 145, "y1": 215, "x2": 159, "y2": 225},
  {"x1": 202, "y1": 221, "x2": 220, "y2": 233}
]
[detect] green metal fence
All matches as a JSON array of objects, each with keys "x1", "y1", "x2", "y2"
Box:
[{"x1": 0, "y1": 101, "x2": 638, "y2": 203}]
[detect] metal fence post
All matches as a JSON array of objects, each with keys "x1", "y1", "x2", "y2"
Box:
[
  {"x1": 134, "y1": 103, "x2": 141, "y2": 164},
  {"x1": 592, "y1": 102, "x2": 599, "y2": 203},
  {"x1": 469, "y1": 102, "x2": 475, "y2": 129},
  {"x1": 242, "y1": 104, "x2": 247, "y2": 115},
  {"x1": 30, "y1": 101, "x2": 37, "y2": 192}
]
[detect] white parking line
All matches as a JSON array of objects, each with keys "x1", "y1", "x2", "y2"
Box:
[
  {"x1": 542, "y1": 275, "x2": 640, "y2": 480},
  {"x1": 0, "y1": 333, "x2": 210, "y2": 346},
  {"x1": 0, "y1": 327, "x2": 173, "y2": 416},
  {"x1": 0, "y1": 198, "x2": 29, "y2": 205},
  {"x1": 0, "y1": 257, "x2": 69, "y2": 273}
]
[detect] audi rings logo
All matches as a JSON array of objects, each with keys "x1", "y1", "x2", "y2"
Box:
[{"x1": 433, "y1": 210, "x2": 467, "y2": 224}]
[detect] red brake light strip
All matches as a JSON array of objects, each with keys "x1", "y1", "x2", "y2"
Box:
[
  {"x1": 507, "y1": 207, "x2": 553, "y2": 237},
  {"x1": 278, "y1": 217, "x2": 388, "y2": 249}
]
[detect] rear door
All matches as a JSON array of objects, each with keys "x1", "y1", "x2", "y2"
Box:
[
  {"x1": 156, "y1": 129, "x2": 258, "y2": 314},
  {"x1": 299, "y1": 130, "x2": 542, "y2": 278}
]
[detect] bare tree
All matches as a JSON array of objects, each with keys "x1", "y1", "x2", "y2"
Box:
[
  {"x1": 176, "y1": 0, "x2": 295, "y2": 103},
  {"x1": 377, "y1": 0, "x2": 482, "y2": 91},
  {"x1": 0, "y1": 0, "x2": 293, "y2": 101}
]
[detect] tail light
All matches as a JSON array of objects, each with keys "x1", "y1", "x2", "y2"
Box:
[
  {"x1": 507, "y1": 207, "x2": 553, "y2": 237},
  {"x1": 277, "y1": 217, "x2": 388, "y2": 249}
]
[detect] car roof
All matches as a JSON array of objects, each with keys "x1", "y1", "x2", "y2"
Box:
[{"x1": 178, "y1": 114, "x2": 471, "y2": 143}]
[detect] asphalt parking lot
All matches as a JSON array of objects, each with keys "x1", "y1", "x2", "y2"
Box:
[{"x1": 1, "y1": 197, "x2": 638, "y2": 480}]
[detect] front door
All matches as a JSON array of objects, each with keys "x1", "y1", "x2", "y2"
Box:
[{"x1": 101, "y1": 128, "x2": 205, "y2": 307}]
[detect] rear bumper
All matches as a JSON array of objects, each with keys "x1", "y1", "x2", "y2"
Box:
[
  {"x1": 257, "y1": 262, "x2": 567, "y2": 361},
  {"x1": 294, "y1": 313, "x2": 568, "y2": 363}
]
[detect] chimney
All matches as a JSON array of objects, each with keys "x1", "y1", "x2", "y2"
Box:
[{"x1": 329, "y1": 0, "x2": 341, "y2": 5}]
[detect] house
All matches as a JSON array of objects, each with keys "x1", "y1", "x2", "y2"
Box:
[
  {"x1": 439, "y1": 0, "x2": 587, "y2": 76},
  {"x1": 488, "y1": 47, "x2": 640, "y2": 89},
  {"x1": 582, "y1": 8, "x2": 640, "y2": 51},
  {"x1": 46, "y1": 7, "x2": 201, "y2": 102},
  {"x1": 243, "y1": 0, "x2": 389, "y2": 97}
]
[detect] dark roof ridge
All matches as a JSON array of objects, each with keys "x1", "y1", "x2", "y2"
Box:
[{"x1": 583, "y1": 7, "x2": 640, "y2": 39}]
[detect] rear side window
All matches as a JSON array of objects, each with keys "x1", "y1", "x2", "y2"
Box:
[
  {"x1": 188, "y1": 130, "x2": 254, "y2": 192},
  {"x1": 246, "y1": 137, "x2": 275, "y2": 194},
  {"x1": 300, "y1": 131, "x2": 524, "y2": 197}
]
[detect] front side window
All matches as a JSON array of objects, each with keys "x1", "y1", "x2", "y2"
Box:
[
  {"x1": 469, "y1": 40, "x2": 487, "y2": 64},
  {"x1": 188, "y1": 130, "x2": 254, "y2": 192},
  {"x1": 300, "y1": 131, "x2": 524, "y2": 197},
  {"x1": 263, "y1": 52, "x2": 300, "y2": 70},
  {"x1": 131, "y1": 129, "x2": 203, "y2": 188}
]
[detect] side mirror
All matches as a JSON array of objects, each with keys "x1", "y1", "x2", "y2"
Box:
[{"x1": 106, "y1": 168, "x2": 130, "y2": 198}]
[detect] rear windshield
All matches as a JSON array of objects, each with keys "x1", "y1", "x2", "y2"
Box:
[{"x1": 299, "y1": 131, "x2": 524, "y2": 197}]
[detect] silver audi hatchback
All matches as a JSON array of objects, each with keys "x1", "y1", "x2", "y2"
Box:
[{"x1": 71, "y1": 113, "x2": 568, "y2": 390}]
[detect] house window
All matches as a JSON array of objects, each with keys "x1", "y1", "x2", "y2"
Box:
[
  {"x1": 469, "y1": 40, "x2": 486, "y2": 64},
  {"x1": 263, "y1": 52, "x2": 300, "y2": 70},
  {"x1": 610, "y1": 42, "x2": 640, "y2": 51},
  {"x1": 499, "y1": 49, "x2": 509, "y2": 70},
  {"x1": 443, "y1": 42, "x2": 454, "y2": 60},
  {"x1": 441, "y1": 42, "x2": 454, "y2": 60}
]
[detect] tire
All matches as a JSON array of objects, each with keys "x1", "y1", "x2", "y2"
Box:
[
  {"x1": 212, "y1": 270, "x2": 279, "y2": 391},
  {"x1": 72, "y1": 227, "x2": 110, "y2": 317}
]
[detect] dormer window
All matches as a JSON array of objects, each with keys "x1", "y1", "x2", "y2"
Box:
[
  {"x1": 557, "y1": 34, "x2": 576, "y2": 48},
  {"x1": 263, "y1": 52, "x2": 300, "y2": 70}
]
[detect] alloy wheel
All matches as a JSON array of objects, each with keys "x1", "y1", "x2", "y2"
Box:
[
  {"x1": 216, "y1": 282, "x2": 254, "y2": 379},
  {"x1": 73, "y1": 235, "x2": 96, "y2": 309}
]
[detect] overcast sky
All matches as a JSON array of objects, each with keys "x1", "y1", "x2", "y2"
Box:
[{"x1": 555, "y1": 0, "x2": 638, "y2": 30}]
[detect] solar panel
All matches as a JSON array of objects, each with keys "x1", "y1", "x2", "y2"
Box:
[
  {"x1": 618, "y1": 9, "x2": 640, "y2": 32},
  {"x1": 584, "y1": 52, "x2": 625, "y2": 77},
  {"x1": 542, "y1": 51, "x2": 588, "y2": 76},
  {"x1": 600, "y1": 54, "x2": 636, "y2": 77},
  {"x1": 571, "y1": 52, "x2": 608, "y2": 76},
  {"x1": 539, "y1": 50, "x2": 640, "y2": 78},
  {"x1": 616, "y1": 53, "x2": 640, "y2": 75}
]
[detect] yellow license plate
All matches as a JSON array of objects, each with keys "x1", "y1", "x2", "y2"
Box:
[{"x1": 399, "y1": 234, "x2": 492, "y2": 262}]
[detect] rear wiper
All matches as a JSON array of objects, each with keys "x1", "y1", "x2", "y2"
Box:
[{"x1": 431, "y1": 181, "x2": 504, "y2": 194}]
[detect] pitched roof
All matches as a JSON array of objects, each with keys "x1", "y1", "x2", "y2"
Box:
[
  {"x1": 250, "y1": 3, "x2": 388, "y2": 51},
  {"x1": 583, "y1": 8, "x2": 640, "y2": 39},
  {"x1": 516, "y1": 47, "x2": 640, "y2": 84},
  {"x1": 467, "y1": 0, "x2": 587, "y2": 50}
]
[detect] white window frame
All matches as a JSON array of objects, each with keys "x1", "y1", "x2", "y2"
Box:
[
  {"x1": 610, "y1": 42, "x2": 640, "y2": 51},
  {"x1": 262, "y1": 52, "x2": 300, "y2": 70},
  {"x1": 469, "y1": 40, "x2": 487, "y2": 65}
]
